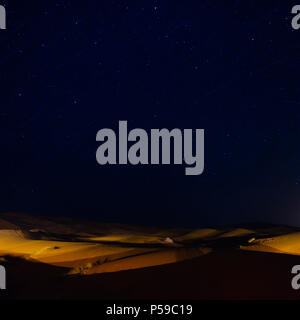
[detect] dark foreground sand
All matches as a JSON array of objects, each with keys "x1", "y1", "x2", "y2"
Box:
[{"x1": 1, "y1": 249, "x2": 300, "y2": 300}]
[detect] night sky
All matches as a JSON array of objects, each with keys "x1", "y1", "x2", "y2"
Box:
[{"x1": 1, "y1": 1, "x2": 300, "y2": 227}]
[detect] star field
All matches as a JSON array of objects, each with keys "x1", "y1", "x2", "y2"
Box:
[{"x1": 1, "y1": 1, "x2": 300, "y2": 227}]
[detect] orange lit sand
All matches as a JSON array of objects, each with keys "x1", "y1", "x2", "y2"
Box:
[
  {"x1": 1, "y1": 213, "x2": 300, "y2": 280},
  {"x1": 0, "y1": 214, "x2": 211, "y2": 274},
  {"x1": 241, "y1": 232, "x2": 300, "y2": 255},
  {"x1": 2, "y1": 213, "x2": 300, "y2": 299}
]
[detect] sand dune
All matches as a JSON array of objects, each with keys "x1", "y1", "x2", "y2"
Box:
[
  {"x1": 241, "y1": 232, "x2": 300, "y2": 255},
  {"x1": 219, "y1": 228, "x2": 254, "y2": 238},
  {"x1": 83, "y1": 234, "x2": 176, "y2": 245},
  {"x1": 0, "y1": 228, "x2": 209, "y2": 274},
  {"x1": 0, "y1": 228, "x2": 142, "y2": 266},
  {"x1": 82, "y1": 247, "x2": 211, "y2": 274},
  {"x1": 0, "y1": 213, "x2": 212, "y2": 275},
  {"x1": 174, "y1": 228, "x2": 220, "y2": 241},
  {"x1": 0, "y1": 214, "x2": 300, "y2": 299}
]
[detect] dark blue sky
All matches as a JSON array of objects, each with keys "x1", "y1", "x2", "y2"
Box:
[{"x1": 1, "y1": 0, "x2": 300, "y2": 227}]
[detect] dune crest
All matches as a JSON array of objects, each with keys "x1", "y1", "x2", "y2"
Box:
[{"x1": 241, "y1": 232, "x2": 300, "y2": 255}]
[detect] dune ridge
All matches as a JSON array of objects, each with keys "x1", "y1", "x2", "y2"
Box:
[{"x1": 1, "y1": 212, "x2": 300, "y2": 278}]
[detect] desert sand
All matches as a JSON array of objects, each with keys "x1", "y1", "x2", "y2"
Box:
[{"x1": 1, "y1": 213, "x2": 300, "y2": 299}]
